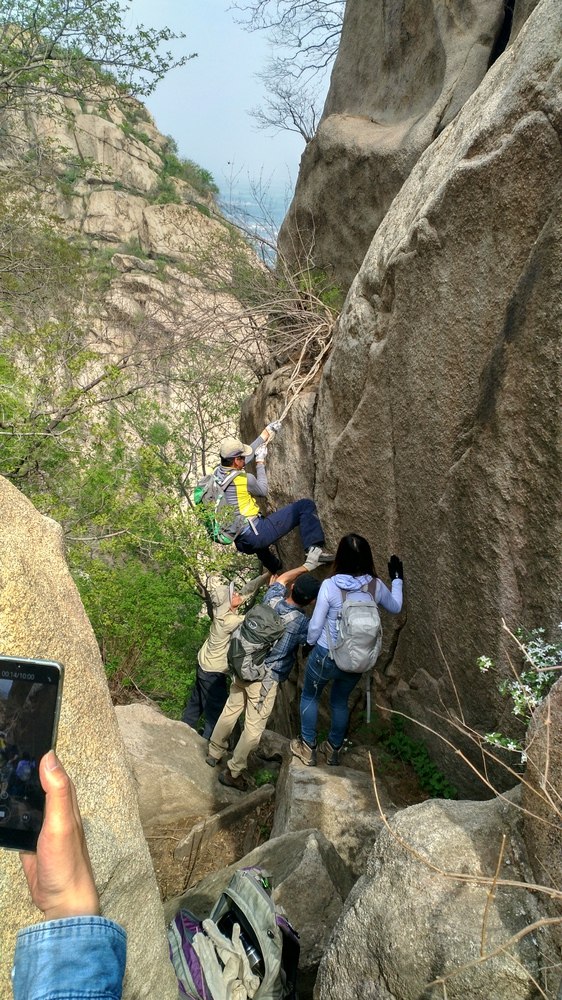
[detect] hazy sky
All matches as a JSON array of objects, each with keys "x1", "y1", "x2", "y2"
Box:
[{"x1": 127, "y1": 0, "x2": 307, "y2": 196}]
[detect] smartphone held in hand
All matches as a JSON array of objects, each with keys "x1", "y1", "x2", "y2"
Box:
[{"x1": 0, "y1": 655, "x2": 64, "y2": 851}]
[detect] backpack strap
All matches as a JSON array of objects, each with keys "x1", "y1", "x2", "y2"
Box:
[
  {"x1": 268, "y1": 596, "x2": 301, "y2": 626},
  {"x1": 215, "y1": 468, "x2": 241, "y2": 492},
  {"x1": 214, "y1": 469, "x2": 252, "y2": 541},
  {"x1": 324, "y1": 587, "x2": 347, "y2": 657}
]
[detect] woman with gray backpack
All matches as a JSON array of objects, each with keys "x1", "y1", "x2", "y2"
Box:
[{"x1": 290, "y1": 533, "x2": 404, "y2": 767}]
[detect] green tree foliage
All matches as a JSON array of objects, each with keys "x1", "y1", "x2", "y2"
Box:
[
  {"x1": 0, "y1": 0, "x2": 195, "y2": 113},
  {"x1": 162, "y1": 136, "x2": 219, "y2": 197},
  {"x1": 74, "y1": 554, "x2": 206, "y2": 717},
  {"x1": 1, "y1": 238, "x2": 257, "y2": 714}
]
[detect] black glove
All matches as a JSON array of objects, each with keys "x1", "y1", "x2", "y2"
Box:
[{"x1": 388, "y1": 555, "x2": 403, "y2": 580}]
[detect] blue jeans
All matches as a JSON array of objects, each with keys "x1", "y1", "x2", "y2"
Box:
[
  {"x1": 182, "y1": 667, "x2": 229, "y2": 740},
  {"x1": 235, "y1": 499, "x2": 324, "y2": 570},
  {"x1": 300, "y1": 645, "x2": 361, "y2": 749}
]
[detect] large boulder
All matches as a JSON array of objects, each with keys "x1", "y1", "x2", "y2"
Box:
[
  {"x1": 522, "y1": 676, "x2": 562, "y2": 952},
  {"x1": 0, "y1": 477, "x2": 178, "y2": 1000},
  {"x1": 80, "y1": 188, "x2": 147, "y2": 242},
  {"x1": 278, "y1": 0, "x2": 537, "y2": 289},
  {"x1": 139, "y1": 203, "x2": 229, "y2": 261},
  {"x1": 315, "y1": 793, "x2": 554, "y2": 999},
  {"x1": 167, "y1": 828, "x2": 354, "y2": 999},
  {"x1": 271, "y1": 758, "x2": 395, "y2": 876},
  {"x1": 254, "y1": 0, "x2": 561, "y2": 793},
  {"x1": 115, "y1": 703, "x2": 244, "y2": 829}
]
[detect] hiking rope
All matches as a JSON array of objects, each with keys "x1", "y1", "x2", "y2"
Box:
[{"x1": 276, "y1": 326, "x2": 333, "y2": 424}]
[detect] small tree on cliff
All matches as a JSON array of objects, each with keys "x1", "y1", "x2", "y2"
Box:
[
  {"x1": 0, "y1": 0, "x2": 195, "y2": 113},
  {"x1": 230, "y1": 0, "x2": 345, "y2": 139}
]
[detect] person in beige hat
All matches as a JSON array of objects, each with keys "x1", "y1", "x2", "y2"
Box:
[
  {"x1": 216, "y1": 422, "x2": 332, "y2": 574},
  {"x1": 181, "y1": 571, "x2": 270, "y2": 738}
]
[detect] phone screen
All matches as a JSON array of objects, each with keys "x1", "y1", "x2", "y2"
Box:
[{"x1": 0, "y1": 656, "x2": 64, "y2": 852}]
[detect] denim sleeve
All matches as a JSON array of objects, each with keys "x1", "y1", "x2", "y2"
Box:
[
  {"x1": 12, "y1": 916, "x2": 126, "y2": 1000},
  {"x1": 263, "y1": 582, "x2": 286, "y2": 604}
]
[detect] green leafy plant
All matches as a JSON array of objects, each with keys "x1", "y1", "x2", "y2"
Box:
[
  {"x1": 477, "y1": 623, "x2": 562, "y2": 759},
  {"x1": 74, "y1": 555, "x2": 205, "y2": 717},
  {"x1": 160, "y1": 140, "x2": 219, "y2": 198},
  {"x1": 380, "y1": 718, "x2": 458, "y2": 799},
  {"x1": 253, "y1": 768, "x2": 277, "y2": 787}
]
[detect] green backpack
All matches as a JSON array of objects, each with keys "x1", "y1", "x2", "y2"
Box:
[{"x1": 193, "y1": 470, "x2": 240, "y2": 545}]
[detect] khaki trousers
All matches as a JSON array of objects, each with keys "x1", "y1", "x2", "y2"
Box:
[{"x1": 208, "y1": 676, "x2": 279, "y2": 776}]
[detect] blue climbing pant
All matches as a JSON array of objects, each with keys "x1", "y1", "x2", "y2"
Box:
[{"x1": 235, "y1": 499, "x2": 324, "y2": 572}]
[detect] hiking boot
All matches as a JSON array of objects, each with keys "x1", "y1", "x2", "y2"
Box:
[
  {"x1": 218, "y1": 768, "x2": 250, "y2": 792},
  {"x1": 205, "y1": 754, "x2": 220, "y2": 768},
  {"x1": 319, "y1": 740, "x2": 341, "y2": 766},
  {"x1": 261, "y1": 549, "x2": 282, "y2": 574},
  {"x1": 290, "y1": 737, "x2": 317, "y2": 766},
  {"x1": 304, "y1": 546, "x2": 334, "y2": 569}
]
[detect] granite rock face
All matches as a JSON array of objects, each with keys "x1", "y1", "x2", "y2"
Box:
[
  {"x1": 251, "y1": 0, "x2": 561, "y2": 794},
  {"x1": 279, "y1": 0, "x2": 518, "y2": 288},
  {"x1": 115, "y1": 703, "x2": 244, "y2": 829},
  {"x1": 314, "y1": 794, "x2": 553, "y2": 999},
  {"x1": 0, "y1": 478, "x2": 178, "y2": 1000},
  {"x1": 271, "y1": 758, "x2": 395, "y2": 876},
  {"x1": 522, "y1": 677, "x2": 562, "y2": 953}
]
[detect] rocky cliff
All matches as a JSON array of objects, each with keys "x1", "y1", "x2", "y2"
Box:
[
  {"x1": 279, "y1": 0, "x2": 543, "y2": 290},
  {"x1": 248, "y1": 0, "x2": 561, "y2": 795},
  {"x1": 1, "y1": 88, "x2": 261, "y2": 466},
  {"x1": 0, "y1": 478, "x2": 179, "y2": 1000}
]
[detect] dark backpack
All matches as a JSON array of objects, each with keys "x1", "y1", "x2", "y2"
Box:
[
  {"x1": 167, "y1": 867, "x2": 300, "y2": 1000},
  {"x1": 193, "y1": 470, "x2": 240, "y2": 545},
  {"x1": 227, "y1": 604, "x2": 286, "y2": 682}
]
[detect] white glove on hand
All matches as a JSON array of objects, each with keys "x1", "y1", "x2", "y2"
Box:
[
  {"x1": 254, "y1": 445, "x2": 268, "y2": 463},
  {"x1": 266, "y1": 420, "x2": 282, "y2": 436},
  {"x1": 230, "y1": 922, "x2": 260, "y2": 996}
]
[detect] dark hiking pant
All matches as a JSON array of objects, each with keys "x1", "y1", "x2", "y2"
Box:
[
  {"x1": 234, "y1": 499, "x2": 324, "y2": 573},
  {"x1": 182, "y1": 666, "x2": 229, "y2": 740}
]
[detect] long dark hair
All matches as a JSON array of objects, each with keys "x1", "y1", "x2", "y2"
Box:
[{"x1": 332, "y1": 533, "x2": 376, "y2": 578}]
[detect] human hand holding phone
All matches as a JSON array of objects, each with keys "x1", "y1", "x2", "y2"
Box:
[{"x1": 20, "y1": 751, "x2": 100, "y2": 921}]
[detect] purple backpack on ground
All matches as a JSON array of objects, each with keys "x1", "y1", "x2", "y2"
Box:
[{"x1": 168, "y1": 867, "x2": 300, "y2": 1000}]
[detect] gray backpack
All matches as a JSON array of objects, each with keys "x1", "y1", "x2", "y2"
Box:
[
  {"x1": 228, "y1": 604, "x2": 286, "y2": 682},
  {"x1": 325, "y1": 581, "x2": 382, "y2": 674},
  {"x1": 168, "y1": 867, "x2": 300, "y2": 1000}
]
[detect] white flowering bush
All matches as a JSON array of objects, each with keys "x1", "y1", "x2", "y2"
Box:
[{"x1": 477, "y1": 624, "x2": 562, "y2": 759}]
